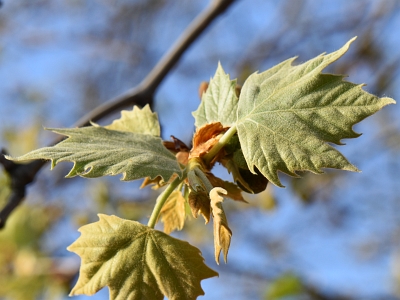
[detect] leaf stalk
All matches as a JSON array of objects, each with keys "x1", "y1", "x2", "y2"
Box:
[
  {"x1": 203, "y1": 125, "x2": 237, "y2": 165},
  {"x1": 147, "y1": 173, "x2": 186, "y2": 228}
]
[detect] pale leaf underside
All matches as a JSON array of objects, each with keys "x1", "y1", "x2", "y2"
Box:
[
  {"x1": 68, "y1": 214, "x2": 218, "y2": 300},
  {"x1": 8, "y1": 127, "x2": 182, "y2": 182},
  {"x1": 236, "y1": 37, "x2": 395, "y2": 186},
  {"x1": 192, "y1": 62, "x2": 238, "y2": 128}
]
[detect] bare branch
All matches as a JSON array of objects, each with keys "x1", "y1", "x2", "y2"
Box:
[
  {"x1": 0, "y1": 0, "x2": 236, "y2": 229},
  {"x1": 0, "y1": 149, "x2": 45, "y2": 228},
  {"x1": 75, "y1": 0, "x2": 236, "y2": 127}
]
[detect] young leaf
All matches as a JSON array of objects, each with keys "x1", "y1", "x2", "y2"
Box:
[
  {"x1": 210, "y1": 187, "x2": 232, "y2": 264},
  {"x1": 105, "y1": 104, "x2": 160, "y2": 136},
  {"x1": 7, "y1": 127, "x2": 181, "y2": 182},
  {"x1": 236, "y1": 37, "x2": 395, "y2": 187},
  {"x1": 68, "y1": 214, "x2": 218, "y2": 300},
  {"x1": 192, "y1": 63, "x2": 238, "y2": 128},
  {"x1": 189, "y1": 189, "x2": 211, "y2": 224},
  {"x1": 160, "y1": 190, "x2": 186, "y2": 234}
]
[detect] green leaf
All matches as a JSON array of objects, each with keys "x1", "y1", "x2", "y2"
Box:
[
  {"x1": 7, "y1": 126, "x2": 181, "y2": 182},
  {"x1": 105, "y1": 104, "x2": 160, "y2": 136},
  {"x1": 236, "y1": 37, "x2": 395, "y2": 187},
  {"x1": 68, "y1": 214, "x2": 218, "y2": 300},
  {"x1": 192, "y1": 62, "x2": 238, "y2": 127}
]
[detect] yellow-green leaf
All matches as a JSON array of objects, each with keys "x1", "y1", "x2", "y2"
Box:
[
  {"x1": 105, "y1": 104, "x2": 160, "y2": 136},
  {"x1": 68, "y1": 214, "x2": 218, "y2": 300},
  {"x1": 160, "y1": 190, "x2": 186, "y2": 234},
  {"x1": 236, "y1": 37, "x2": 395, "y2": 186}
]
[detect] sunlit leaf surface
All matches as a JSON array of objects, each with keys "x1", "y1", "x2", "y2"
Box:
[
  {"x1": 236, "y1": 37, "x2": 395, "y2": 186},
  {"x1": 105, "y1": 104, "x2": 160, "y2": 136},
  {"x1": 68, "y1": 214, "x2": 218, "y2": 300}
]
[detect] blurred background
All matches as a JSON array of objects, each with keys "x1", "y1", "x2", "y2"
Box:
[{"x1": 1, "y1": 0, "x2": 400, "y2": 299}]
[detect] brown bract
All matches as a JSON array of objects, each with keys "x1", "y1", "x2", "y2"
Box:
[
  {"x1": 198, "y1": 81, "x2": 209, "y2": 99},
  {"x1": 140, "y1": 175, "x2": 165, "y2": 189},
  {"x1": 163, "y1": 136, "x2": 190, "y2": 166},
  {"x1": 189, "y1": 122, "x2": 228, "y2": 165},
  {"x1": 176, "y1": 151, "x2": 189, "y2": 166}
]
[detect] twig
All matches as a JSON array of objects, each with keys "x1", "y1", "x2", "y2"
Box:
[
  {"x1": 74, "y1": 0, "x2": 236, "y2": 127},
  {"x1": 0, "y1": 0, "x2": 236, "y2": 229},
  {"x1": 0, "y1": 149, "x2": 45, "y2": 228}
]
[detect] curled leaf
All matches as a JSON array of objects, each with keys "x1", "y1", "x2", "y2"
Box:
[
  {"x1": 210, "y1": 187, "x2": 232, "y2": 264},
  {"x1": 188, "y1": 189, "x2": 211, "y2": 224},
  {"x1": 206, "y1": 172, "x2": 246, "y2": 202}
]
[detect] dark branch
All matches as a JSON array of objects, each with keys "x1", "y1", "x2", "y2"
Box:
[
  {"x1": 74, "y1": 0, "x2": 235, "y2": 127},
  {"x1": 0, "y1": 149, "x2": 45, "y2": 228},
  {"x1": 0, "y1": 0, "x2": 236, "y2": 229}
]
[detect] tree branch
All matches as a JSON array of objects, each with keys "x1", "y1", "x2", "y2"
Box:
[
  {"x1": 75, "y1": 0, "x2": 236, "y2": 127},
  {"x1": 0, "y1": 0, "x2": 236, "y2": 229}
]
